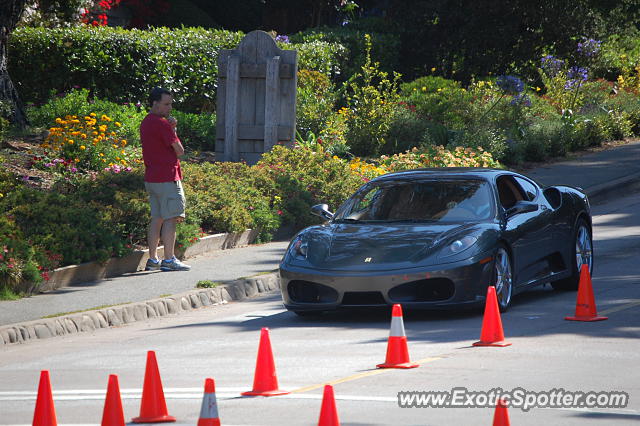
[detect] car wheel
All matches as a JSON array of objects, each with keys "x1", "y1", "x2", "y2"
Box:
[
  {"x1": 552, "y1": 218, "x2": 593, "y2": 291},
  {"x1": 493, "y1": 245, "x2": 513, "y2": 312}
]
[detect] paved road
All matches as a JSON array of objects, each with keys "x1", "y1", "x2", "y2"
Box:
[{"x1": 0, "y1": 188, "x2": 638, "y2": 425}]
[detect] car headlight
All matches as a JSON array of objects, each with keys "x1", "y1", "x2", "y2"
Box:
[
  {"x1": 439, "y1": 235, "x2": 478, "y2": 258},
  {"x1": 292, "y1": 239, "x2": 308, "y2": 258}
]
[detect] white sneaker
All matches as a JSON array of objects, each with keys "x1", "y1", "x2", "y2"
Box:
[{"x1": 160, "y1": 257, "x2": 191, "y2": 271}]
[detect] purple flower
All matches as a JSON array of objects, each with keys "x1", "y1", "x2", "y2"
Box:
[
  {"x1": 44, "y1": 163, "x2": 53, "y2": 168},
  {"x1": 541, "y1": 55, "x2": 565, "y2": 77},
  {"x1": 496, "y1": 75, "x2": 524, "y2": 95},
  {"x1": 70, "y1": 167, "x2": 78, "y2": 173},
  {"x1": 565, "y1": 66, "x2": 588, "y2": 90},
  {"x1": 275, "y1": 35, "x2": 290, "y2": 44},
  {"x1": 577, "y1": 38, "x2": 601, "y2": 58}
]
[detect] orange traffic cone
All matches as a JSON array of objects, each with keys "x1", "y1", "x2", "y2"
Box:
[
  {"x1": 131, "y1": 351, "x2": 176, "y2": 423},
  {"x1": 32, "y1": 370, "x2": 58, "y2": 426},
  {"x1": 241, "y1": 328, "x2": 290, "y2": 396},
  {"x1": 565, "y1": 264, "x2": 608, "y2": 322},
  {"x1": 318, "y1": 384, "x2": 340, "y2": 426},
  {"x1": 492, "y1": 398, "x2": 510, "y2": 426},
  {"x1": 473, "y1": 286, "x2": 511, "y2": 347},
  {"x1": 376, "y1": 304, "x2": 419, "y2": 369},
  {"x1": 101, "y1": 374, "x2": 125, "y2": 426},
  {"x1": 197, "y1": 378, "x2": 221, "y2": 426}
]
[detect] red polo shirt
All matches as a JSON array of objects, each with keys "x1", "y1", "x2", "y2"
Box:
[{"x1": 140, "y1": 113, "x2": 182, "y2": 182}]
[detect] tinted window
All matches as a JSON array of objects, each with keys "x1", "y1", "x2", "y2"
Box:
[
  {"x1": 335, "y1": 179, "x2": 494, "y2": 222},
  {"x1": 514, "y1": 177, "x2": 538, "y2": 201}
]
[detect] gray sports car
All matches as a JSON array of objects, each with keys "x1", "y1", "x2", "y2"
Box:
[{"x1": 279, "y1": 168, "x2": 593, "y2": 315}]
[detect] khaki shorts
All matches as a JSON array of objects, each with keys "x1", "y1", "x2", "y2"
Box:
[{"x1": 145, "y1": 181, "x2": 186, "y2": 220}]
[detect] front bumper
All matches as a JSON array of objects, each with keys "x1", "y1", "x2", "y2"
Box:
[{"x1": 279, "y1": 252, "x2": 494, "y2": 312}]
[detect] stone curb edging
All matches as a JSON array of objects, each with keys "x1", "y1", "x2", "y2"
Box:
[
  {"x1": 22, "y1": 229, "x2": 260, "y2": 294},
  {"x1": 0, "y1": 272, "x2": 280, "y2": 346}
]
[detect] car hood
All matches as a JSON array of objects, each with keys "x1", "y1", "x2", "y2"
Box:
[{"x1": 295, "y1": 222, "x2": 489, "y2": 271}]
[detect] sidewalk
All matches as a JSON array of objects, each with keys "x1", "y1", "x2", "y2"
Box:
[{"x1": 2, "y1": 140, "x2": 640, "y2": 336}]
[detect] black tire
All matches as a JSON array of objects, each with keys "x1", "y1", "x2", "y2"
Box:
[
  {"x1": 493, "y1": 245, "x2": 513, "y2": 312},
  {"x1": 552, "y1": 218, "x2": 593, "y2": 291}
]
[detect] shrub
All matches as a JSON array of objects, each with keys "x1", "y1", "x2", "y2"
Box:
[
  {"x1": 10, "y1": 27, "x2": 344, "y2": 113},
  {"x1": 382, "y1": 103, "x2": 434, "y2": 155},
  {"x1": 172, "y1": 110, "x2": 216, "y2": 152},
  {"x1": 400, "y1": 76, "x2": 471, "y2": 128},
  {"x1": 342, "y1": 34, "x2": 401, "y2": 157},
  {"x1": 296, "y1": 70, "x2": 336, "y2": 139},
  {"x1": 256, "y1": 145, "x2": 362, "y2": 229},
  {"x1": 27, "y1": 88, "x2": 145, "y2": 146},
  {"x1": 378, "y1": 145, "x2": 502, "y2": 172},
  {"x1": 181, "y1": 161, "x2": 281, "y2": 242}
]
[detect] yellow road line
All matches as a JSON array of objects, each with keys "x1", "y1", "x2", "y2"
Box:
[
  {"x1": 599, "y1": 299, "x2": 640, "y2": 316},
  {"x1": 290, "y1": 356, "x2": 443, "y2": 394}
]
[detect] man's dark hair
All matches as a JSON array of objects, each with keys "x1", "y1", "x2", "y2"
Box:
[{"x1": 148, "y1": 87, "x2": 171, "y2": 107}]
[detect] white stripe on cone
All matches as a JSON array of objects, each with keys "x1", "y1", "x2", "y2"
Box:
[{"x1": 389, "y1": 316, "x2": 406, "y2": 337}]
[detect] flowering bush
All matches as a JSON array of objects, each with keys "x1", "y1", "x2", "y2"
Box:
[
  {"x1": 378, "y1": 145, "x2": 502, "y2": 172},
  {"x1": 39, "y1": 113, "x2": 141, "y2": 174}
]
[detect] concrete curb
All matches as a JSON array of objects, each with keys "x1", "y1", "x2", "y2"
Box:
[
  {"x1": 0, "y1": 272, "x2": 280, "y2": 346},
  {"x1": 586, "y1": 171, "x2": 640, "y2": 205}
]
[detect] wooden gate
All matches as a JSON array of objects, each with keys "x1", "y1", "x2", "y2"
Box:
[{"x1": 215, "y1": 30, "x2": 298, "y2": 164}]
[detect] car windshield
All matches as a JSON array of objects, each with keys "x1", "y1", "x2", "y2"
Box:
[{"x1": 334, "y1": 179, "x2": 494, "y2": 222}]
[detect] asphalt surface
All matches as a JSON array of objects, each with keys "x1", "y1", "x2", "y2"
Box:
[{"x1": 1, "y1": 139, "x2": 640, "y2": 326}]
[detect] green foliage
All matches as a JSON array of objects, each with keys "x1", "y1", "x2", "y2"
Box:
[
  {"x1": 181, "y1": 162, "x2": 281, "y2": 242},
  {"x1": 9, "y1": 26, "x2": 344, "y2": 113},
  {"x1": 296, "y1": 70, "x2": 336, "y2": 139},
  {"x1": 196, "y1": 279, "x2": 219, "y2": 288},
  {"x1": 27, "y1": 89, "x2": 145, "y2": 146},
  {"x1": 291, "y1": 18, "x2": 401, "y2": 81},
  {"x1": 400, "y1": 76, "x2": 471, "y2": 128},
  {"x1": 382, "y1": 104, "x2": 434, "y2": 155},
  {"x1": 256, "y1": 145, "x2": 363, "y2": 229},
  {"x1": 342, "y1": 34, "x2": 402, "y2": 157},
  {"x1": 172, "y1": 110, "x2": 216, "y2": 152}
]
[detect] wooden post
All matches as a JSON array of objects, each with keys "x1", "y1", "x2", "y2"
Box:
[
  {"x1": 224, "y1": 55, "x2": 240, "y2": 161},
  {"x1": 264, "y1": 56, "x2": 281, "y2": 152}
]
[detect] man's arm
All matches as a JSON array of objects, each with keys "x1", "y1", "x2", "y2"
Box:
[
  {"x1": 171, "y1": 140, "x2": 185, "y2": 156},
  {"x1": 166, "y1": 115, "x2": 184, "y2": 156}
]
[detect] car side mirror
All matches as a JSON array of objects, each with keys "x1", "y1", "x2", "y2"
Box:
[
  {"x1": 506, "y1": 200, "x2": 538, "y2": 217},
  {"x1": 311, "y1": 203, "x2": 334, "y2": 221}
]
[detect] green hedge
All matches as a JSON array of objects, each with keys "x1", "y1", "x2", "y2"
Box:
[{"x1": 9, "y1": 26, "x2": 345, "y2": 113}]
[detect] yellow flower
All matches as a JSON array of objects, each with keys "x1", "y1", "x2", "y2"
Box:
[
  {"x1": 101, "y1": 114, "x2": 112, "y2": 121},
  {"x1": 75, "y1": 158, "x2": 80, "y2": 163},
  {"x1": 0, "y1": 193, "x2": 3, "y2": 198},
  {"x1": 421, "y1": 86, "x2": 427, "y2": 91},
  {"x1": 99, "y1": 153, "x2": 104, "y2": 157},
  {"x1": 80, "y1": 145, "x2": 86, "y2": 150},
  {"x1": 115, "y1": 122, "x2": 121, "y2": 127},
  {"x1": 90, "y1": 112, "x2": 97, "y2": 117},
  {"x1": 431, "y1": 67, "x2": 436, "y2": 72},
  {"x1": 99, "y1": 125, "x2": 107, "y2": 132},
  {"x1": 536, "y1": 87, "x2": 541, "y2": 91},
  {"x1": 121, "y1": 150, "x2": 125, "y2": 155},
  {"x1": 68, "y1": 139, "x2": 74, "y2": 145}
]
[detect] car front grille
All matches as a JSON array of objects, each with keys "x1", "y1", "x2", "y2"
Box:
[
  {"x1": 341, "y1": 291, "x2": 387, "y2": 306},
  {"x1": 388, "y1": 278, "x2": 455, "y2": 302}
]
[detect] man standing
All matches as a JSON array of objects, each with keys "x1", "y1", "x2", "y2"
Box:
[{"x1": 141, "y1": 87, "x2": 191, "y2": 271}]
